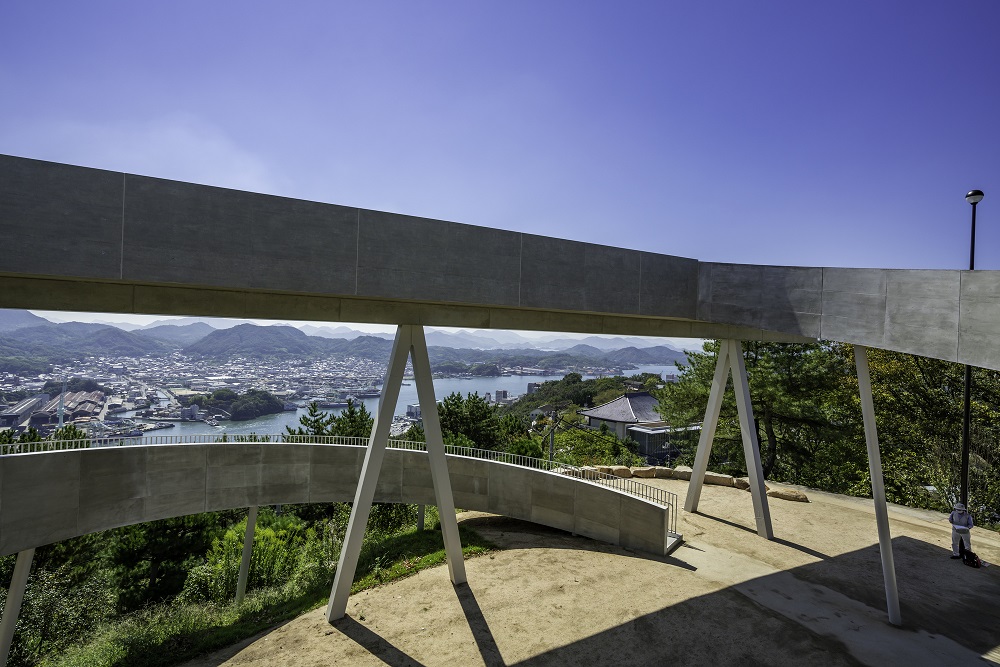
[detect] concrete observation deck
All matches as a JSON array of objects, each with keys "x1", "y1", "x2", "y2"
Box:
[
  {"x1": 2, "y1": 154, "x2": 1000, "y2": 370},
  {"x1": 0, "y1": 442, "x2": 678, "y2": 558}
]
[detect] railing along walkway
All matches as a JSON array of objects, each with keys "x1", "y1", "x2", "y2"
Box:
[{"x1": 0, "y1": 433, "x2": 679, "y2": 536}]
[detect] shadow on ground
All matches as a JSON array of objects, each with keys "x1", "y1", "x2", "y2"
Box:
[{"x1": 334, "y1": 523, "x2": 1000, "y2": 666}]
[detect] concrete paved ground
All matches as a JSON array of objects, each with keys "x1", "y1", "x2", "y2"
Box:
[{"x1": 181, "y1": 479, "x2": 1000, "y2": 667}]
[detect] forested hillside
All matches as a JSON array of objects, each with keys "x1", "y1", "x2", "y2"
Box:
[{"x1": 657, "y1": 341, "x2": 1000, "y2": 527}]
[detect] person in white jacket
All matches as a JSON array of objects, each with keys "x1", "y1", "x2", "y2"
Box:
[{"x1": 949, "y1": 502, "x2": 974, "y2": 559}]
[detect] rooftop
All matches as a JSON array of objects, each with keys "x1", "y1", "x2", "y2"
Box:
[{"x1": 578, "y1": 391, "x2": 662, "y2": 424}]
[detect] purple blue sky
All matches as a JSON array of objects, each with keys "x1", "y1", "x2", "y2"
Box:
[{"x1": 2, "y1": 1, "x2": 999, "y2": 336}]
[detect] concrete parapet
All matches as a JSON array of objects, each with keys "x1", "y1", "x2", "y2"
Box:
[{"x1": 0, "y1": 444, "x2": 678, "y2": 557}]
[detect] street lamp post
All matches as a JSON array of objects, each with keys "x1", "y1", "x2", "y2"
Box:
[{"x1": 961, "y1": 189, "x2": 984, "y2": 508}]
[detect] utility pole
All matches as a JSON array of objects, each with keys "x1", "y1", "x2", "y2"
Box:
[
  {"x1": 57, "y1": 376, "x2": 66, "y2": 429},
  {"x1": 548, "y1": 411, "x2": 556, "y2": 463}
]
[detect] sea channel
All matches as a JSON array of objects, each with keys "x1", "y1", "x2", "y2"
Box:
[{"x1": 129, "y1": 365, "x2": 680, "y2": 439}]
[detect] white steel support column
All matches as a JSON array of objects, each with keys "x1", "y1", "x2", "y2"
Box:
[
  {"x1": 328, "y1": 325, "x2": 411, "y2": 621},
  {"x1": 685, "y1": 340, "x2": 731, "y2": 512},
  {"x1": 327, "y1": 325, "x2": 465, "y2": 622},
  {"x1": 854, "y1": 345, "x2": 902, "y2": 626},
  {"x1": 235, "y1": 505, "x2": 258, "y2": 604},
  {"x1": 0, "y1": 548, "x2": 34, "y2": 667},
  {"x1": 684, "y1": 341, "x2": 773, "y2": 539},
  {"x1": 729, "y1": 340, "x2": 773, "y2": 540},
  {"x1": 410, "y1": 326, "x2": 466, "y2": 584}
]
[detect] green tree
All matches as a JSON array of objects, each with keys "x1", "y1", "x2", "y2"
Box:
[
  {"x1": 287, "y1": 401, "x2": 336, "y2": 437},
  {"x1": 286, "y1": 399, "x2": 373, "y2": 438},
  {"x1": 108, "y1": 514, "x2": 224, "y2": 611},
  {"x1": 333, "y1": 399, "x2": 374, "y2": 438},
  {"x1": 657, "y1": 341, "x2": 861, "y2": 485}
]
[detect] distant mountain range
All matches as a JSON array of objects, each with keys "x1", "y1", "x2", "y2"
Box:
[{"x1": 0, "y1": 309, "x2": 691, "y2": 372}]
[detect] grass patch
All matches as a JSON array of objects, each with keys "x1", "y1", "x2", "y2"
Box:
[
  {"x1": 352, "y1": 524, "x2": 494, "y2": 592},
  {"x1": 45, "y1": 524, "x2": 497, "y2": 667}
]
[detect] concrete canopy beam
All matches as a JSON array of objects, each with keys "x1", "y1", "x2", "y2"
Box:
[{"x1": 3, "y1": 154, "x2": 1000, "y2": 370}]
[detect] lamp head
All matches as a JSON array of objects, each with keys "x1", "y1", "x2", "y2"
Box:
[{"x1": 966, "y1": 189, "x2": 985, "y2": 205}]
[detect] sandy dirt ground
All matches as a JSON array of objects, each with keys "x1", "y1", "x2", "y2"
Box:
[{"x1": 181, "y1": 479, "x2": 1000, "y2": 667}]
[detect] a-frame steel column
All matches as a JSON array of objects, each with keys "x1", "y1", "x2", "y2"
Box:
[
  {"x1": 327, "y1": 325, "x2": 465, "y2": 622},
  {"x1": 410, "y1": 326, "x2": 466, "y2": 584},
  {"x1": 684, "y1": 340, "x2": 773, "y2": 540},
  {"x1": 854, "y1": 345, "x2": 902, "y2": 626},
  {"x1": 685, "y1": 340, "x2": 731, "y2": 512},
  {"x1": 0, "y1": 548, "x2": 34, "y2": 667},
  {"x1": 235, "y1": 505, "x2": 258, "y2": 604},
  {"x1": 729, "y1": 339, "x2": 773, "y2": 540}
]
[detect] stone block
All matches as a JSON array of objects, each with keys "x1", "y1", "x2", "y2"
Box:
[
  {"x1": 767, "y1": 486, "x2": 809, "y2": 502},
  {"x1": 704, "y1": 471, "x2": 735, "y2": 487},
  {"x1": 653, "y1": 467, "x2": 674, "y2": 479},
  {"x1": 672, "y1": 465, "x2": 693, "y2": 481},
  {"x1": 630, "y1": 466, "x2": 655, "y2": 478},
  {"x1": 609, "y1": 466, "x2": 632, "y2": 478}
]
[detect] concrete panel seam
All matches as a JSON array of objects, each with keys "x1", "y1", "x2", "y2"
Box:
[
  {"x1": 355, "y1": 208, "x2": 360, "y2": 295},
  {"x1": 120, "y1": 172, "x2": 126, "y2": 280},
  {"x1": 518, "y1": 233, "x2": 523, "y2": 307}
]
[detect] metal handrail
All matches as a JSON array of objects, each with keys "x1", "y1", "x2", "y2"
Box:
[{"x1": 0, "y1": 433, "x2": 679, "y2": 535}]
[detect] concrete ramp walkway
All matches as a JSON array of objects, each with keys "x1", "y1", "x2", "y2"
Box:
[{"x1": 0, "y1": 439, "x2": 680, "y2": 558}]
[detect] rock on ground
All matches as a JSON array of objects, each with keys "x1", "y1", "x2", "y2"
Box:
[
  {"x1": 672, "y1": 465, "x2": 694, "y2": 480},
  {"x1": 767, "y1": 486, "x2": 809, "y2": 502},
  {"x1": 704, "y1": 471, "x2": 735, "y2": 487}
]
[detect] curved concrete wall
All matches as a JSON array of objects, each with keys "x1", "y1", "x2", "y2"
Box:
[
  {"x1": 0, "y1": 444, "x2": 674, "y2": 557},
  {"x1": 2, "y1": 154, "x2": 998, "y2": 369}
]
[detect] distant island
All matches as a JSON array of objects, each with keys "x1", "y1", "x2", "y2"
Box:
[{"x1": 177, "y1": 388, "x2": 285, "y2": 421}]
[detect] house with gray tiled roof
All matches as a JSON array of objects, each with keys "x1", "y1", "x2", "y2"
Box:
[
  {"x1": 577, "y1": 392, "x2": 663, "y2": 438},
  {"x1": 578, "y1": 391, "x2": 683, "y2": 464}
]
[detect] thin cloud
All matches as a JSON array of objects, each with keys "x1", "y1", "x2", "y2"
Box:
[{"x1": 1, "y1": 114, "x2": 286, "y2": 194}]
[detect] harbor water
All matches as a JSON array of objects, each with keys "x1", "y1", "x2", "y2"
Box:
[{"x1": 131, "y1": 366, "x2": 680, "y2": 438}]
